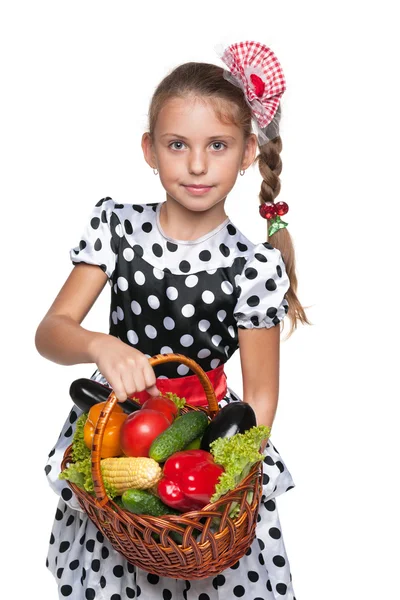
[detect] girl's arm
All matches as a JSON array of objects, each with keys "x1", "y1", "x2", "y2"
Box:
[
  {"x1": 237, "y1": 325, "x2": 281, "y2": 450},
  {"x1": 35, "y1": 263, "x2": 160, "y2": 400},
  {"x1": 35, "y1": 263, "x2": 109, "y2": 365}
]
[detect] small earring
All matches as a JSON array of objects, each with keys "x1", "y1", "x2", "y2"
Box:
[
  {"x1": 240, "y1": 169, "x2": 245, "y2": 176},
  {"x1": 153, "y1": 168, "x2": 158, "y2": 175}
]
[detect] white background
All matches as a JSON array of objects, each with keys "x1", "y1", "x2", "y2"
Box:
[{"x1": 1, "y1": 1, "x2": 399, "y2": 598}]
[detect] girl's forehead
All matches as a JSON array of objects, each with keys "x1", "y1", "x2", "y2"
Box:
[{"x1": 155, "y1": 97, "x2": 239, "y2": 137}]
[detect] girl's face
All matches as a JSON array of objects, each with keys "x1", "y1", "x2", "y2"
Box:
[{"x1": 142, "y1": 96, "x2": 257, "y2": 213}]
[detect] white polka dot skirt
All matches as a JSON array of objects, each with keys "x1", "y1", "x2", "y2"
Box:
[{"x1": 45, "y1": 390, "x2": 297, "y2": 599}]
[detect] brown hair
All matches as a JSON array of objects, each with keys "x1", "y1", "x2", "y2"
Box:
[{"x1": 146, "y1": 62, "x2": 312, "y2": 339}]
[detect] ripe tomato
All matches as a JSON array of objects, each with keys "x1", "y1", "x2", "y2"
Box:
[
  {"x1": 120, "y1": 409, "x2": 171, "y2": 457},
  {"x1": 141, "y1": 396, "x2": 178, "y2": 424}
]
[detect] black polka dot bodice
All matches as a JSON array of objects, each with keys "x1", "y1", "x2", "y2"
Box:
[{"x1": 70, "y1": 197, "x2": 290, "y2": 379}]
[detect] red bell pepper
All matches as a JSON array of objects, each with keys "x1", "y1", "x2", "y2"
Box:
[{"x1": 157, "y1": 449, "x2": 224, "y2": 512}]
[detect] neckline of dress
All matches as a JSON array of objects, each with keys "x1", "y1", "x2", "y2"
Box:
[{"x1": 155, "y1": 202, "x2": 231, "y2": 245}]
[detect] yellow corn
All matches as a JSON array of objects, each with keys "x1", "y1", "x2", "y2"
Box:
[{"x1": 100, "y1": 457, "x2": 162, "y2": 495}]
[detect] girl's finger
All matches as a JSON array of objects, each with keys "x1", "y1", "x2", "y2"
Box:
[
  {"x1": 143, "y1": 363, "x2": 160, "y2": 396},
  {"x1": 120, "y1": 362, "x2": 139, "y2": 398},
  {"x1": 128, "y1": 368, "x2": 147, "y2": 397},
  {"x1": 109, "y1": 372, "x2": 128, "y2": 402}
]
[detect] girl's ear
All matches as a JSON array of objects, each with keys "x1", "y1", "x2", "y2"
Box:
[
  {"x1": 240, "y1": 133, "x2": 258, "y2": 171},
  {"x1": 141, "y1": 132, "x2": 157, "y2": 169}
]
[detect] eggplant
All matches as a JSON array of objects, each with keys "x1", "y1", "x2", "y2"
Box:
[
  {"x1": 200, "y1": 401, "x2": 257, "y2": 452},
  {"x1": 69, "y1": 378, "x2": 142, "y2": 414}
]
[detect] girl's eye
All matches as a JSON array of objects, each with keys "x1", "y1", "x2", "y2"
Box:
[
  {"x1": 169, "y1": 141, "x2": 185, "y2": 150},
  {"x1": 168, "y1": 141, "x2": 227, "y2": 151},
  {"x1": 211, "y1": 141, "x2": 226, "y2": 151}
]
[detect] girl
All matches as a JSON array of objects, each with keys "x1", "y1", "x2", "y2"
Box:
[{"x1": 36, "y1": 40, "x2": 310, "y2": 600}]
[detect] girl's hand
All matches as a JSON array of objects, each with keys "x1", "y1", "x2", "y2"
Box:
[{"x1": 88, "y1": 333, "x2": 160, "y2": 402}]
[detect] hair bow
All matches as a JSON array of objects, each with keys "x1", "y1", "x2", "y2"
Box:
[{"x1": 215, "y1": 40, "x2": 286, "y2": 145}]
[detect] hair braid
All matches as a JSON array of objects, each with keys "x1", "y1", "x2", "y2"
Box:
[{"x1": 254, "y1": 136, "x2": 313, "y2": 339}]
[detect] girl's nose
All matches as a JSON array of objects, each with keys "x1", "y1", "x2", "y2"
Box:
[{"x1": 188, "y1": 151, "x2": 208, "y2": 174}]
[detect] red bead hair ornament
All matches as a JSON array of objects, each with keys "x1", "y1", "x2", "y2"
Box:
[{"x1": 259, "y1": 201, "x2": 289, "y2": 237}]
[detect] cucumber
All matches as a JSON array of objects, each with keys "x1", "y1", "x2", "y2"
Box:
[
  {"x1": 184, "y1": 436, "x2": 202, "y2": 450},
  {"x1": 113, "y1": 496, "x2": 124, "y2": 509},
  {"x1": 121, "y1": 489, "x2": 202, "y2": 545},
  {"x1": 149, "y1": 410, "x2": 209, "y2": 462},
  {"x1": 122, "y1": 489, "x2": 180, "y2": 517}
]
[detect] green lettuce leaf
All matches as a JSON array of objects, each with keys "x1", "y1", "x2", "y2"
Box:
[
  {"x1": 210, "y1": 425, "x2": 270, "y2": 504},
  {"x1": 71, "y1": 413, "x2": 91, "y2": 462},
  {"x1": 59, "y1": 456, "x2": 118, "y2": 499},
  {"x1": 59, "y1": 411, "x2": 117, "y2": 499}
]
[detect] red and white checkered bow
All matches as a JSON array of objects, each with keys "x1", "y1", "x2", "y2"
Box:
[{"x1": 215, "y1": 40, "x2": 286, "y2": 144}]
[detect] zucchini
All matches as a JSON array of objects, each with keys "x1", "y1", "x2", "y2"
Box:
[
  {"x1": 149, "y1": 410, "x2": 209, "y2": 462},
  {"x1": 200, "y1": 401, "x2": 256, "y2": 452},
  {"x1": 122, "y1": 489, "x2": 180, "y2": 517}
]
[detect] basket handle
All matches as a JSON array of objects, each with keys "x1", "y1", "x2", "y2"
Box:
[{"x1": 91, "y1": 352, "x2": 220, "y2": 506}]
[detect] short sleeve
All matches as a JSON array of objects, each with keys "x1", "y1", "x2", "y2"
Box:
[
  {"x1": 69, "y1": 197, "x2": 118, "y2": 282},
  {"x1": 233, "y1": 242, "x2": 290, "y2": 329}
]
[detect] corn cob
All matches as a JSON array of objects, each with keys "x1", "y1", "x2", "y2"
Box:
[{"x1": 100, "y1": 457, "x2": 162, "y2": 495}]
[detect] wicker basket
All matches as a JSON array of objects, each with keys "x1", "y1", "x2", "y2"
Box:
[{"x1": 61, "y1": 352, "x2": 264, "y2": 579}]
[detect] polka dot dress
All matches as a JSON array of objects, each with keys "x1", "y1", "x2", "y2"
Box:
[{"x1": 45, "y1": 198, "x2": 297, "y2": 599}]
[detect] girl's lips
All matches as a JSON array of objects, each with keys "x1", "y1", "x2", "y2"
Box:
[{"x1": 184, "y1": 185, "x2": 213, "y2": 195}]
